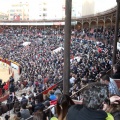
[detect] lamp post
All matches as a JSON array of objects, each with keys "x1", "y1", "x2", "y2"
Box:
[
  {"x1": 63, "y1": 0, "x2": 72, "y2": 95},
  {"x1": 113, "y1": 0, "x2": 120, "y2": 65}
]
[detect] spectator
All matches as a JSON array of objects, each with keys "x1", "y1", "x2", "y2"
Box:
[
  {"x1": 49, "y1": 91, "x2": 57, "y2": 101},
  {"x1": 67, "y1": 82, "x2": 114, "y2": 120},
  {"x1": 56, "y1": 94, "x2": 74, "y2": 120},
  {"x1": 101, "y1": 75, "x2": 120, "y2": 96},
  {"x1": 33, "y1": 111, "x2": 44, "y2": 120},
  {"x1": 20, "y1": 103, "x2": 30, "y2": 120},
  {"x1": 112, "y1": 64, "x2": 120, "y2": 79},
  {"x1": 21, "y1": 95, "x2": 28, "y2": 105},
  {"x1": 106, "y1": 100, "x2": 120, "y2": 120},
  {"x1": 34, "y1": 99, "x2": 45, "y2": 112}
]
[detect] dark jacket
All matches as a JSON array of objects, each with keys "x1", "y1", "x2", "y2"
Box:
[
  {"x1": 20, "y1": 109, "x2": 30, "y2": 119},
  {"x1": 112, "y1": 72, "x2": 120, "y2": 79},
  {"x1": 112, "y1": 111, "x2": 120, "y2": 120},
  {"x1": 67, "y1": 105, "x2": 108, "y2": 120},
  {"x1": 9, "y1": 83, "x2": 15, "y2": 92}
]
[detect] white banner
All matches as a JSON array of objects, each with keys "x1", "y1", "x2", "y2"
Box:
[
  {"x1": 11, "y1": 62, "x2": 19, "y2": 70},
  {"x1": 117, "y1": 42, "x2": 120, "y2": 51}
]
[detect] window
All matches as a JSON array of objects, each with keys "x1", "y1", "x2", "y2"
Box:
[
  {"x1": 43, "y1": 13, "x2": 47, "y2": 17},
  {"x1": 10, "y1": 10, "x2": 15, "y2": 12},
  {"x1": 16, "y1": 9, "x2": 21, "y2": 12},
  {"x1": 43, "y1": 2, "x2": 46, "y2": 5},
  {"x1": 43, "y1": 8, "x2": 47, "y2": 11}
]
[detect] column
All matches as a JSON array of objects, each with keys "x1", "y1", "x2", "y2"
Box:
[
  {"x1": 113, "y1": 0, "x2": 120, "y2": 64},
  {"x1": 63, "y1": 0, "x2": 72, "y2": 95}
]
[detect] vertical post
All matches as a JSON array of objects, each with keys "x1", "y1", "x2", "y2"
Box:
[
  {"x1": 113, "y1": 0, "x2": 120, "y2": 65},
  {"x1": 97, "y1": 18, "x2": 98, "y2": 28},
  {"x1": 63, "y1": 0, "x2": 72, "y2": 95}
]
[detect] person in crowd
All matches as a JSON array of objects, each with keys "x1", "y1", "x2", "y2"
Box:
[
  {"x1": 4, "y1": 115, "x2": 10, "y2": 120},
  {"x1": 0, "y1": 102, "x2": 3, "y2": 116},
  {"x1": 9, "y1": 80, "x2": 15, "y2": 96},
  {"x1": 20, "y1": 103, "x2": 30, "y2": 120},
  {"x1": 21, "y1": 95, "x2": 28, "y2": 105},
  {"x1": 13, "y1": 97, "x2": 20, "y2": 113},
  {"x1": 34, "y1": 99, "x2": 45, "y2": 112},
  {"x1": 28, "y1": 90, "x2": 34, "y2": 99},
  {"x1": 112, "y1": 64, "x2": 120, "y2": 79},
  {"x1": 101, "y1": 75, "x2": 120, "y2": 96},
  {"x1": 66, "y1": 82, "x2": 115, "y2": 120},
  {"x1": 105, "y1": 95, "x2": 120, "y2": 120},
  {"x1": 44, "y1": 101, "x2": 54, "y2": 119},
  {"x1": 49, "y1": 91, "x2": 57, "y2": 101},
  {"x1": 56, "y1": 94, "x2": 74, "y2": 120},
  {"x1": 9, "y1": 114, "x2": 20, "y2": 120},
  {"x1": 33, "y1": 111, "x2": 44, "y2": 120}
]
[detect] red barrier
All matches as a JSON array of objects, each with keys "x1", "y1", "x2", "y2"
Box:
[
  {"x1": 5, "y1": 59, "x2": 11, "y2": 65},
  {"x1": 42, "y1": 84, "x2": 57, "y2": 95},
  {"x1": 0, "y1": 88, "x2": 2, "y2": 96},
  {"x1": 0, "y1": 94, "x2": 9, "y2": 102}
]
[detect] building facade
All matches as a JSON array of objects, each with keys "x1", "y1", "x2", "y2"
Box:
[
  {"x1": 82, "y1": 0, "x2": 95, "y2": 16},
  {"x1": 0, "y1": 12, "x2": 8, "y2": 20},
  {"x1": 14, "y1": 0, "x2": 82, "y2": 21},
  {"x1": 8, "y1": 2, "x2": 29, "y2": 21},
  {"x1": 28, "y1": 0, "x2": 82, "y2": 20}
]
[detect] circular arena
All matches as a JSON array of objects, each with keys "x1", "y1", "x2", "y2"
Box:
[
  {"x1": 0, "y1": 62, "x2": 11, "y2": 83},
  {"x1": 0, "y1": 0, "x2": 120, "y2": 120}
]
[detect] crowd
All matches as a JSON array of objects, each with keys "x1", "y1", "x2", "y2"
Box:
[{"x1": 0, "y1": 26, "x2": 120, "y2": 120}]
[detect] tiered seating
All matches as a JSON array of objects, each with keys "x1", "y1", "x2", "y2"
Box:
[{"x1": 0, "y1": 28, "x2": 4, "y2": 33}]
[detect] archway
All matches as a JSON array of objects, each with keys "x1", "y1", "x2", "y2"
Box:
[
  {"x1": 90, "y1": 21, "x2": 97, "y2": 28},
  {"x1": 98, "y1": 19, "x2": 104, "y2": 28},
  {"x1": 76, "y1": 22, "x2": 82, "y2": 30},
  {"x1": 105, "y1": 18, "x2": 111, "y2": 28},
  {"x1": 83, "y1": 22, "x2": 89, "y2": 29},
  {"x1": 112, "y1": 16, "x2": 116, "y2": 28}
]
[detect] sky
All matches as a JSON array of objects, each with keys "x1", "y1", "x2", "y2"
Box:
[
  {"x1": 0, "y1": 0, "x2": 117, "y2": 14},
  {"x1": 95, "y1": 0, "x2": 116, "y2": 13}
]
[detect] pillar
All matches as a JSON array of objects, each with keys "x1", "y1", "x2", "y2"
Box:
[
  {"x1": 113, "y1": 0, "x2": 120, "y2": 64},
  {"x1": 63, "y1": 0, "x2": 72, "y2": 95}
]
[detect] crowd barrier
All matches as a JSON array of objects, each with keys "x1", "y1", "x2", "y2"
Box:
[{"x1": 0, "y1": 88, "x2": 2, "y2": 97}]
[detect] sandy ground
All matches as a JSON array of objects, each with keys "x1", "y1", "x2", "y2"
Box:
[
  {"x1": 0, "y1": 64, "x2": 11, "y2": 82},
  {"x1": 0, "y1": 63, "x2": 20, "y2": 83}
]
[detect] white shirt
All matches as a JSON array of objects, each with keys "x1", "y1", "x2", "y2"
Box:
[{"x1": 70, "y1": 77, "x2": 75, "y2": 84}]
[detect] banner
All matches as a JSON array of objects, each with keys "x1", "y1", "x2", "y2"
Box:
[{"x1": 11, "y1": 62, "x2": 19, "y2": 70}]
